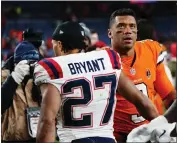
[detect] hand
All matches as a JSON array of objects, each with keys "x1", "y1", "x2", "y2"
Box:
[
  {"x1": 12, "y1": 60, "x2": 30, "y2": 84},
  {"x1": 127, "y1": 116, "x2": 168, "y2": 142},
  {"x1": 150, "y1": 122, "x2": 176, "y2": 143},
  {"x1": 127, "y1": 124, "x2": 152, "y2": 142}
]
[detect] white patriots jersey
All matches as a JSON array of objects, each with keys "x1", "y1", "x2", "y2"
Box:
[{"x1": 34, "y1": 49, "x2": 122, "y2": 142}]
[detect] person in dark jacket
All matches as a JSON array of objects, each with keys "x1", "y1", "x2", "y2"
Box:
[
  {"x1": 1, "y1": 28, "x2": 43, "y2": 114},
  {"x1": 1, "y1": 41, "x2": 41, "y2": 142}
]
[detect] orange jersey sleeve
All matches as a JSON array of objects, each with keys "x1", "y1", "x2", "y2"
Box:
[
  {"x1": 143, "y1": 40, "x2": 165, "y2": 65},
  {"x1": 154, "y1": 63, "x2": 174, "y2": 99},
  {"x1": 148, "y1": 40, "x2": 175, "y2": 99}
]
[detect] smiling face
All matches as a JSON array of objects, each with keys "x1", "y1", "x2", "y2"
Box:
[{"x1": 108, "y1": 15, "x2": 137, "y2": 53}]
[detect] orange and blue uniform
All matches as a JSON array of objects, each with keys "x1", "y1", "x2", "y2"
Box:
[{"x1": 113, "y1": 40, "x2": 174, "y2": 140}]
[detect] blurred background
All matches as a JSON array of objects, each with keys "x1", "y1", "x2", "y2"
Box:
[{"x1": 1, "y1": 1, "x2": 177, "y2": 85}]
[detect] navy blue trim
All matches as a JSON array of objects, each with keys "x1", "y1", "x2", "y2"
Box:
[
  {"x1": 110, "y1": 50, "x2": 119, "y2": 69},
  {"x1": 42, "y1": 59, "x2": 59, "y2": 79}
]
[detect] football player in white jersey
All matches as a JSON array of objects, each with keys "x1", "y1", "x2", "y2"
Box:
[{"x1": 34, "y1": 21, "x2": 159, "y2": 143}]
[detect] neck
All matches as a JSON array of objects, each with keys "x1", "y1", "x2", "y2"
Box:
[
  {"x1": 116, "y1": 47, "x2": 134, "y2": 58},
  {"x1": 58, "y1": 49, "x2": 82, "y2": 56},
  {"x1": 70, "y1": 49, "x2": 81, "y2": 54},
  {"x1": 65, "y1": 49, "x2": 83, "y2": 55}
]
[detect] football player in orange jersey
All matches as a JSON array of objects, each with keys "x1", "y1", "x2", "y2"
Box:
[
  {"x1": 108, "y1": 8, "x2": 177, "y2": 142},
  {"x1": 137, "y1": 18, "x2": 175, "y2": 115}
]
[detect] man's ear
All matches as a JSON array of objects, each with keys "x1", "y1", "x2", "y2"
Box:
[
  {"x1": 57, "y1": 41, "x2": 63, "y2": 51},
  {"x1": 135, "y1": 29, "x2": 138, "y2": 41},
  {"x1": 108, "y1": 29, "x2": 112, "y2": 39}
]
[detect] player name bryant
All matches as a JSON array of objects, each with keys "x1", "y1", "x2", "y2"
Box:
[{"x1": 68, "y1": 58, "x2": 106, "y2": 75}]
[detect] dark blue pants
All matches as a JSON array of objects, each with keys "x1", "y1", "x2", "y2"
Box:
[{"x1": 71, "y1": 137, "x2": 116, "y2": 143}]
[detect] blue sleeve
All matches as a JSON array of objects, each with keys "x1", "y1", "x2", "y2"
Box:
[{"x1": 1, "y1": 75, "x2": 18, "y2": 114}]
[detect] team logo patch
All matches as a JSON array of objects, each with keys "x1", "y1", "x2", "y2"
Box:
[
  {"x1": 59, "y1": 30, "x2": 64, "y2": 34},
  {"x1": 130, "y1": 68, "x2": 136, "y2": 75},
  {"x1": 146, "y1": 69, "x2": 151, "y2": 79}
]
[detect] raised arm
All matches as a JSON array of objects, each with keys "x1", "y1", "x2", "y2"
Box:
[{"x1": 164, "y1": 98, "x2": 177, "y2": 123}]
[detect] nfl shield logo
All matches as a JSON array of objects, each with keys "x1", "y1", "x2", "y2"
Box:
[
  {"x1": 130, "y1": 68, "x2": 136, "y2": 75},
  {"x1": 146, "y1": 69, "x2": 151, "y2": 79}
]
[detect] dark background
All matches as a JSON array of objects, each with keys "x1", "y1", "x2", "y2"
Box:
[{"x1": 1, "y1": 1, "x2": 177, "y2": 58}]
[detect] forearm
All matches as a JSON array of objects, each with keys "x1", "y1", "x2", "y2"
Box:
[
  {"x1": 170, "y1": 123, "x2": 177, "y2": 137},
  {"x1": 36, "y1": 119, "x2": 56, "y2": 143},
  {"x1": 136, "y1": 99, "x2": 159, "y2": 121},
  {"x1": 1, "y1": 75, "x2": 18, "y2": 114},
  {"x1": 164, "y1": 99, "x2": 174, "y2": 110},
  {"x1": 164, "y1": 99, "x2": 177, "y2": 123},
  {"x1": 163, "y1": 90, "x2": 176, "y2": 109}
]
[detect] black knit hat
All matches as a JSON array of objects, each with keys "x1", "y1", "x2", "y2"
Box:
[
  {"x1": 23, "y1": 28, "x2": 43, "y2": 49},
  {"x1": 14, "y1": 41, "x2": 40, "y2": 64}
]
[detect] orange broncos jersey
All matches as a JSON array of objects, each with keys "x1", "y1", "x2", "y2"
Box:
[{"x1": 114, "y1": 40, "x2": 174, "y2": 134}]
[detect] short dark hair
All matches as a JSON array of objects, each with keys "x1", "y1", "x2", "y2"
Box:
[
  {"x1": 137, "y1": 19, "x2": 156, "y2": 40},
  {"x1": 90, "y1": 29, "x2": 97, "y2": 34},
  {"x1": 109, "y1": 8, "x2": 137, "y2": 28}
]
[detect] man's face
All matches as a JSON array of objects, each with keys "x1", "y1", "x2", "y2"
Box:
[
  {"x1": 108, "y1": 16, "x2": 137, "y2": 51},
  {"x1": 91, "y1": 33, "x2": 99, "y2": 46},
  {"x1": 52, "y1": 40, "x2": 64, "y2": 56}
]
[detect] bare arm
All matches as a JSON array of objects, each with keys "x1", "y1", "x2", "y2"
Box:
[
  {"x1": 164, "y1": 98, "x2": 177, "y2": 137},
  {"x1": 164, "y1": 98, "x2": 177, "y2": 123},
  {"x1": 163, "y1": 90, "x2": 176, "y2": 109},
  {"x1": 117, "y1": 72, "x2": 159, "y2": 121},
  {"x1": 36, "y1": 83, "x2": 61, "y2": 143}
]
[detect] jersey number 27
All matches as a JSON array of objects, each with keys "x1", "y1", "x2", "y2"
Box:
[{"x1": 61, "y1": 74, "x2": 117, "y2": 128}]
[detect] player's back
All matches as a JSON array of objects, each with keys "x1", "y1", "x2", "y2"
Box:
[{"x1": 35, "y1": 49, "x2": 121, "y2": 142}]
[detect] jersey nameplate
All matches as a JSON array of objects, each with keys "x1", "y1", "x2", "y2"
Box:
[{"x1": 68, "y1": 58, "x2": 105, "y2": 75}]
